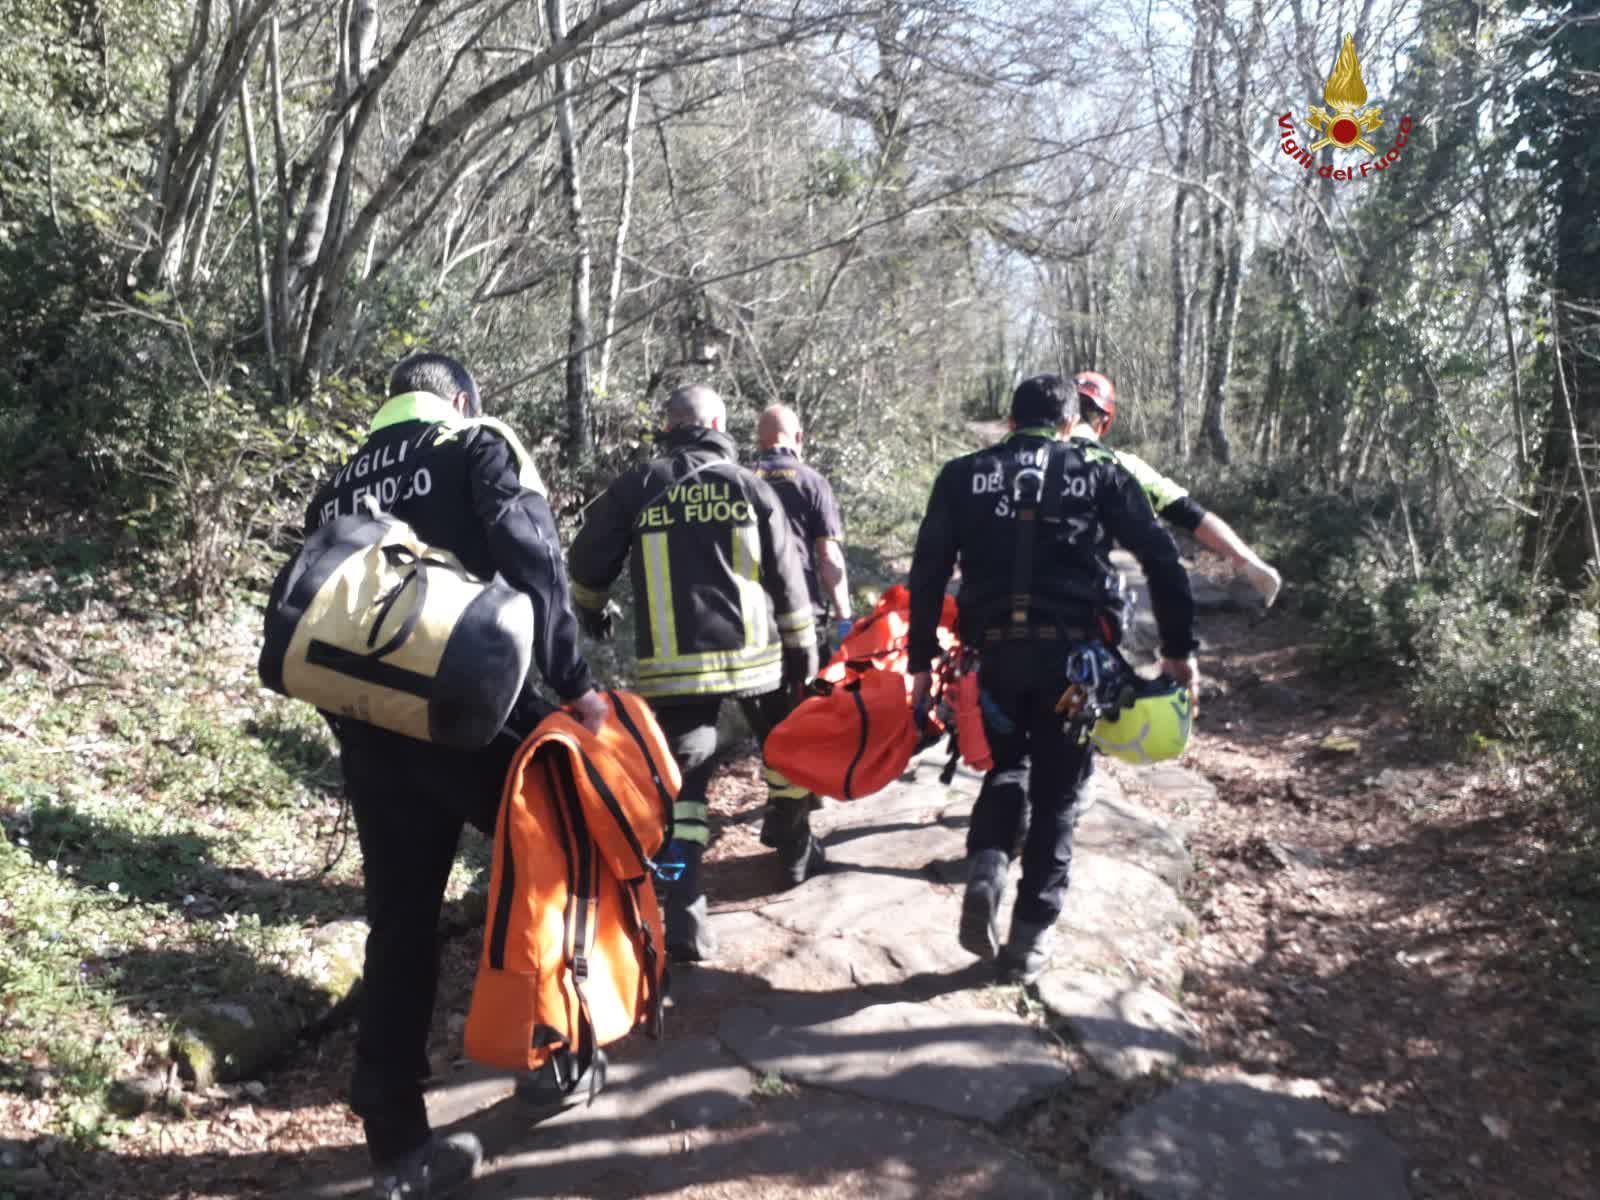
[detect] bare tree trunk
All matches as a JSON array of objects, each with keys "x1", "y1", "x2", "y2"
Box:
[
  {"x1": 237, "y1": 74, "x2": 278, "y2": 389},
  {"x1": 547, "y1": 0, "x2": 594, "y2": 459},
  {"x1": 149, "y1": 0, "x2": 214, "y2": 286},
  {"x1": 295, "y1": 0, "x2": 658, "y2": 396},
  {"x1": 1167, "y1": 8, "x2": 1208, "y2": 460},
  {"x1": 148, "y1": 0, "x2": 275, "y2": 289},
  {"x1": 596, "y1": 44, "x2": 646, "y2": 399},
  {"x1": 179, "y1": 107, "x2": 232, "y2": 289},
  {"x1": 1198, "y1": 1, "x2": 1263, "y2": 464},
  {"x1": 266, "y1": 14, "x2": 293, "y2": 402}
]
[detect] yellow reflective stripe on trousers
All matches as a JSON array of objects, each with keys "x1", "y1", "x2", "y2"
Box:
[
  {"x1": 732, "y1": 521, "x2": 764, "y2": 652},
  {"x1": 775, "y1": 609, "x2": 816, "y2": 649},
  {"x1": 641, "y1": 531, "x2": 677, "y2": 659},
  {"x1": 762, "y1": 765, "x2": 809, "y2": 800},
  {"x1": 569, "y1": 578, "x2": 609, "y2": 610},
  {"x1": 776, "y1": 608, "x2": 812, "y2": 632},
  {"x1": 672, "y1": 801, "x2": 709, "y2": 845}
]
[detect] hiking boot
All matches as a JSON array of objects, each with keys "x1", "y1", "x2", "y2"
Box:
[
  {"x1": 998, "y1": 917, "x2": 1057, "y2": 986},
  {"x1": 515, "y1": 1048, "x2": 607, "y2": 1109},
  {"x1": 958, "y1": 849, "x2": 1008, "y2": 960},
  {"x1": 664, "y1": 840, "x2": 719, "y2": 962},
  {"x1": 776, "y1": 831, "x2": 828, "y2": 889},
  {"x1": 369, "y1": 1132, "x2": 482, "y2": 1199},
  {"x1": 666, "y1": 892, "x2": 719, "y2": 962},
  {"x1": 759, "y1": 794, "x2": 816, "y2": 849}
]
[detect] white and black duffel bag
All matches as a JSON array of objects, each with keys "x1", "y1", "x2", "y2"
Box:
[{"x1": 259, "y1": 507, "x2": 534, "y2": 749}]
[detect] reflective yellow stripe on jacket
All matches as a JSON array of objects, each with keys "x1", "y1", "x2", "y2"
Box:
[
  {"x1": 636, "y1": 644, "x2": 783, "y2": 699},
  {"x1": 569, "y1": 578, "x2": 609, "y2": 611},
  {"x1": 640, "y1": 531, "x2": 678, "y2": 659},
  {"x1": 775, "y1": 608, "x2": 816, "y2": 649},
  {"x1": 732, "y1": 522, "x2": 764, "y2": 653}
]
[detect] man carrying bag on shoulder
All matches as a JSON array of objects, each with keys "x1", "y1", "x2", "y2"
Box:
[{"x1": 301, "y1": 352, "x2": 605, "y2": 1199}]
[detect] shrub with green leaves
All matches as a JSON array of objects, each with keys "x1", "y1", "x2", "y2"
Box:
[{"x1": 1408, "y1": 582, "x2": 1600, "y2": 794}]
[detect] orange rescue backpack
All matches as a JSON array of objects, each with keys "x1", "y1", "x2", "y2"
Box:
[{"x1": 464, "y1": 690, "x2": 675, "y2": 1090}]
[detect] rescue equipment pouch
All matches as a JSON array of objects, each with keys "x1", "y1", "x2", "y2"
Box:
[
  {"x1": 764, "y1": 665, "x2": 919, "y2": 801},
  {"x1": 258, "y1": 507, "x2": 534, "y2": 749},
  {"x1": 465, "y1": 690, "x2": 675, "y2": 1085},
  {"x1": 952, "y1": 669, "x2": 994, "y2": 771}
]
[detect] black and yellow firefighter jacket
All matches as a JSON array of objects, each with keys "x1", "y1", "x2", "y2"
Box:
[{"x1": 567, "y1": 426, "x2": 816, "y2": 702}]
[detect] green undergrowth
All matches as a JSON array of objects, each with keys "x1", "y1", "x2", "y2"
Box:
[
  {"x1": 1174, "y1": 459, "x2": 1600, "y2": 799},
  {"x1": 0, "y1": 546, "x2": 488, "y2": 1148}
]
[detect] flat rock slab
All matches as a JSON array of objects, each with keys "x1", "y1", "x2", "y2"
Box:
[
  {"x1": 718, "y1": 997, "x2": 1065, "y2": 1125},
  {"x1": 824, "y1": 817, "x2": 967, "y2": 876},
  {"x1": 759, "y1": 866, "x2": 938, "y2": 940},
  {"x1": 1094, "y1": 1075, "x2": 1410, "y2": 1200},
  {"x1": 1051, "y1": 853, "x2": 1197, "y2": 994},
  {"x1": 1034, "y1": 975, "x2": 1198, "y2": 1080},
  {"x1": 477, "y1": 1090, "x2": 1072, "y2": 1200},
  {"x1": 756, "y1": 920, "x2": 982, "y2": 995},
  {"x1": 1074, "y1": 794, "x2": 1193, "y2": 891},
  {"x1": 448, "y1": 1036, "x2": 756, "y2": 1179}
]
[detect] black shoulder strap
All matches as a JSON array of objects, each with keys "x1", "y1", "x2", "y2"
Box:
[
  {"x1": 1006, "y1": 442, "x2": 1068, "y2": 629},
  {"x1": 1039, "y1": 440, "x2": 1074, "y2": 527}
]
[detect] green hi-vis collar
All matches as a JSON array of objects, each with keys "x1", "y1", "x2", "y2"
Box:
[
  {"x1": 370, "y1": 391, "x2": 460, "y2": 433},
  {"x1": 368, "y1": 391, "x2": 546, "y2": 496},
  {"x1": 1006, "y1": 425, "x2": 1061, "y2": 441}
]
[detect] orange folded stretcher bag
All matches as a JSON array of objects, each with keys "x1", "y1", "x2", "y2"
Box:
[
  {"x1": 464, "y1": 690, "x2": 676, "y2": 1089},
  {"x1": 823, "y1": 583, "x2": 959, "y2": 683},
  {"x1": 763, "y1": 665, "x2": 919, "y2": 801}
]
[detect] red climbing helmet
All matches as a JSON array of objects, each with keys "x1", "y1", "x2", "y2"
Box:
[{"x1": 1073, "y1": 371, "x2": 1117, "y2": 423}]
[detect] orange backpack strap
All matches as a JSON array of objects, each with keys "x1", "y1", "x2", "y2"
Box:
[{"x1": 540, "y1": 751, "x2": 603, "y2": 1098}]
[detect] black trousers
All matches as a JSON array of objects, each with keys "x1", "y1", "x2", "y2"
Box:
[
  {"x1": 966, "y1": 640, "x2": 1093, "y2": 925},
  {"x1": 338, "y1": 723, "x2": 524, "y2": 1165},
  {"x1": 650, "y1": 689, "x2": 795, "y2": 849}
]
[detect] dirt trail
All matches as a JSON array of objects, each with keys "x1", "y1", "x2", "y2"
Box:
[
  {"x1": 37, "y1": 564, "x2": 1600, "y2": 1200},
  {"x1": 1147, "y1": 594, "x2": 1600, "y2": 1200}
]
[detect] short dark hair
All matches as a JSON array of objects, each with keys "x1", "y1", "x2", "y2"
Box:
[
  {"x1": 1010, "y1": 374, "x2": 1071, "y2": 427},
  {"x1": 1079, "y1": 394, "x2": 1108, "y2": 423},
  {"x1": 389, "y1": 352, "x2": 480, "y2": 416}
]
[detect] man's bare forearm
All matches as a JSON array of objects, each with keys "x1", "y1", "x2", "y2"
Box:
[
  {"x1": 817, "y1": 537, "x2": 852, "y2": 619},
  {"x1": 1195, "y1": 513, "x2": 1282, "y2": 605}
]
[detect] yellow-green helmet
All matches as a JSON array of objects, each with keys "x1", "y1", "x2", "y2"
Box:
[{"x1": 1090, "y1": 674, "x2": 1193, "y2": 765}]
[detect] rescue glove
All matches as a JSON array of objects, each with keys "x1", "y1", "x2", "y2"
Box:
[
  {"x1": 782, "y1": 644, "x2": 819, "y2": 695},
  {"x1": 578, "y1": 600, "x2": 620, "y2": 641}
]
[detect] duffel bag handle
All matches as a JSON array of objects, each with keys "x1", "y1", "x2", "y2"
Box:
[
  {"x1": 355, "y1": 546, "x2": 432, "y2": 659},
  {"x1": 313, "y1": 545, "x2": 442, "y2": 668}
]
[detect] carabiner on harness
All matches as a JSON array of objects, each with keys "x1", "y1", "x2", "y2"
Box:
[{"x1": 651, "y1": 857, "x2": 686, "y2": 884}]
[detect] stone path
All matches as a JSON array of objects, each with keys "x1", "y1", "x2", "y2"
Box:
[
  {"x1": 294, "y1": 559, "x2": 1410, "y2": 1199},
  {"x1": 296, "y1": 749, "x2": 1407, "y2": 1199}
]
